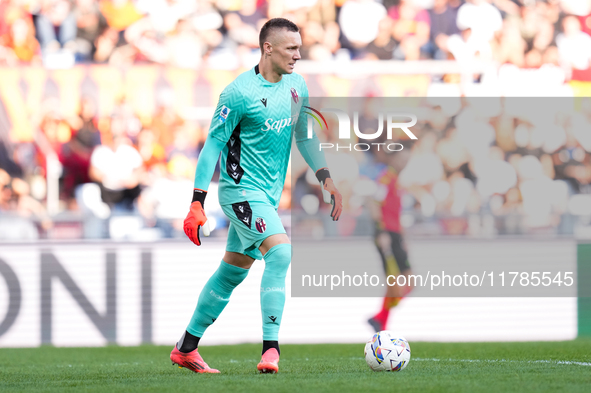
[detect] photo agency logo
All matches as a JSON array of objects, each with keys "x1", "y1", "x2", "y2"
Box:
[{"x1": 304, "y1": 107, "x2": 418, "y2": 151}]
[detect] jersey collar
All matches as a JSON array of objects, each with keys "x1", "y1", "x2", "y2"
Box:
[{"x1": 254, "y1": 65, "x2": 284, "y2": 86}]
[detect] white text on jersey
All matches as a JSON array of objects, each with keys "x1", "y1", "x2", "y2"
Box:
[{"x1": 261, "y1": 115, "x2": 299, "y2": 133}]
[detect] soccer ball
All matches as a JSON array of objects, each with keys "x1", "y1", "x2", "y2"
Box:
[{"x1": 364, "y1": 331, "x2": 411, "y2": 371}]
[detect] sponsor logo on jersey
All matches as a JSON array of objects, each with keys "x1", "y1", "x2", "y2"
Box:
[
  {"x1": 255, "y1": 217, "x2": 267, "y2": 233},
  {"x1": 261, "y1": 115, "x2": 299, "y2": 133},
  {"x1": 219, "y1": 105, "x2": 230, "y2": 123},
  {"x1": 291, "y1": 88, "x2": 298, "y2": 104},
  {"x1": 260, "y1": 98, "x2": 267, "y2": 107}
]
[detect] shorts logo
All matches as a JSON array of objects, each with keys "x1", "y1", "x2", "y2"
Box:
[
  {"x1": 219, "y1": 105, "x2": 230, "y2": 123},
  {"x1": 255, "y1": 217, "x2": 266, "y2": 233},
  {"x1": 290, "y1": 88, "x2": 298, "y2": 104},
  {"x1": 232, "y1": 201, "x2": 252, "y2": 229}
]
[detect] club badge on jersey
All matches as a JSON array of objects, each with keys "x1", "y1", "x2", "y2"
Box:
[
  {"x1": 256, "y1": 217, "x2": 267, "y2": 233},
  {"x1": 290, "y1": 88, "x2": 298, "y2": 104}
]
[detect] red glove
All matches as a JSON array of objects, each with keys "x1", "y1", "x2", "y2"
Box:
[{"x1": 184, "y1": 189, "x2": 208, "y2": 245}]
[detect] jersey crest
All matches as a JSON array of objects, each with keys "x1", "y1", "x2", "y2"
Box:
[{"x1": 290, "y1": 87, "x2": 298, "y2": 104}]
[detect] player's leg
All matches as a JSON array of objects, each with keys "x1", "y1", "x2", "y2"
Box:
[
  {"x1": 368, "y1": 230, "x2": 395, "y2": 331},
  {"x1": 258, "y1": 233, "x2": 291, "y2": 374},
  {"x1": 181, "y1": 251, "x2": 253, "y2": 346},
  {"x1": 219, "y1": 201, "x2": 289, "y2": 373},
  {"x1": 171, "y1": 225, "x2": 253, "y2": 373},
  {"x1": 392, "y1": 233, "x2": 413, "y2": 297},
  {"x1": 369, "y1": 231, "x2": 406, "y2": 332}
]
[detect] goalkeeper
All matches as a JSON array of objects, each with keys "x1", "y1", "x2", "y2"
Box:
[{"x1": 170, "y1": 18, "x2": 343, "y2": 374}]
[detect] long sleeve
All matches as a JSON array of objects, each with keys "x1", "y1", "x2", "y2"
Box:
[
  {"x1": 294, "y1": 82, "x2": 328, "y2": 173},
  {"x1": 193, "y1": 84, "x2": 244, "y2": 190},
  {"x1": 193, "y1": 136, "x2": 226, "y2": 191}
]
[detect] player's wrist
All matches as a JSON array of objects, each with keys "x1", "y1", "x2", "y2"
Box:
[
  {"x1": 315, "y1": 168, "x2": 331, "y2": 183},
  {"x1": 192, "y1": 188, "x2": 207, "y2": 208}
]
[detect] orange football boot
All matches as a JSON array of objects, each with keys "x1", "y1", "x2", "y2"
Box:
[
  {"x1": 257, "y1": 348, "x2": 280, "y2": 374},
  {"x1": 170, "y1": 345, "x2": 220, "y2": 374}
]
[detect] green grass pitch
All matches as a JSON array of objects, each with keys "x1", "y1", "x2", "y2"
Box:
[{"x1": 1, "y1": 341, "x2": 590, "y2": 392}]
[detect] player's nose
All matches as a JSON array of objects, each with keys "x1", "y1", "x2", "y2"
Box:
[{"x1": 293, "y1": 50, "x2": 301, "y2": 61}]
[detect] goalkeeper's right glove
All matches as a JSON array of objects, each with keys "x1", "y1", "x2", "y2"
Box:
[{"x1": 183, "y1": 189, "x2": 209, "y2": 246}]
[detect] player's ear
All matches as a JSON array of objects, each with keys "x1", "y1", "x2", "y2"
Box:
[{"x1": 264, "y1": 41, "x2": 272, "y2": 55}]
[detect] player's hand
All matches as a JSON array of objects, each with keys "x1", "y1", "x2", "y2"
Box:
[
  {"x1": 184, "y1": 201, "x2": 207, "y2": 246},
  {"x1": 322, "y1": 178, "x2": 343, "y2": 221}
]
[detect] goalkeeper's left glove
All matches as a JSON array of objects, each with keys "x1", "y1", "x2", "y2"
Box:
[{"x1": 316, "y1": 168, "x2": 343, "y2": 221}]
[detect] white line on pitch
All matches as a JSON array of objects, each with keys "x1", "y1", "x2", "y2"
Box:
[{"x1": 413, "y1": 358, "x2": 591, "y2": 367}]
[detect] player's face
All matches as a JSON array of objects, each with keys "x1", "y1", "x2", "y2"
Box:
[{"x1": 271, "y1": 30, "x2": 302, "y2": 74}]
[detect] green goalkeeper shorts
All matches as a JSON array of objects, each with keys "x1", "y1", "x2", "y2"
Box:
[{"x1": 222, "y1": 201, "x2": 287, "y2": 260}]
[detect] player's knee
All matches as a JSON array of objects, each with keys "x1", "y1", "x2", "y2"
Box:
[
  {"x1": 223, "y1": 251, "x2": 255, "y2": 270},
  {"x1": 264, "y1": 243, "x2": 291, "y2": 274},
  {"x1": 212, "y1": 260, "x2": 250, "y2": 291}
]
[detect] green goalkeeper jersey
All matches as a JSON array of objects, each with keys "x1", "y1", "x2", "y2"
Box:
[{"x1": 208, "y1": 65, "x2": 309, "y2": 208}]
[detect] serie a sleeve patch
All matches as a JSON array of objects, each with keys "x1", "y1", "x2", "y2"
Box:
[{"x1": 219, "y1": 105, "x2": 231, "y2": 123}]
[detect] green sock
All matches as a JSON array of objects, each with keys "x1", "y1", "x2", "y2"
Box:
[
  {"x1": 260, "y1": 244, "x2": 292, "y2": 341},
  {"x1": 186, "y1": 260, "x2": 249, "y2": 337}
]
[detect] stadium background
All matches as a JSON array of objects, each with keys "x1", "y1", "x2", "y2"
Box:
[{"x1": 0, "y1": 0, "x2": 591, "y2": 347}]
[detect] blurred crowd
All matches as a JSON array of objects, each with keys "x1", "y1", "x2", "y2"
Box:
[
  {"x1": 0, "y1": 93, "x2": 207, "y2": 239},
  {"x1": 396, "y1": 98, "x2": 591, "y2": 236},
  {"x1": 1, "y1": 0, "x2": 591, "y2": 77},
  {"x1": 2, "y1": 94, "x2": 591, "y2": 240},
  {"x1": 291, "y1": 98, "x2": 591, "y2": 237}
]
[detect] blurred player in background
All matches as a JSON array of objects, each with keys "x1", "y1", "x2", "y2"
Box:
[
  {"x1": 171, "y1": 18, "x2": 343, "y2": 374},
  {"x1": 368, "y1": 146, "x2": 413, "y2": 332}
]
